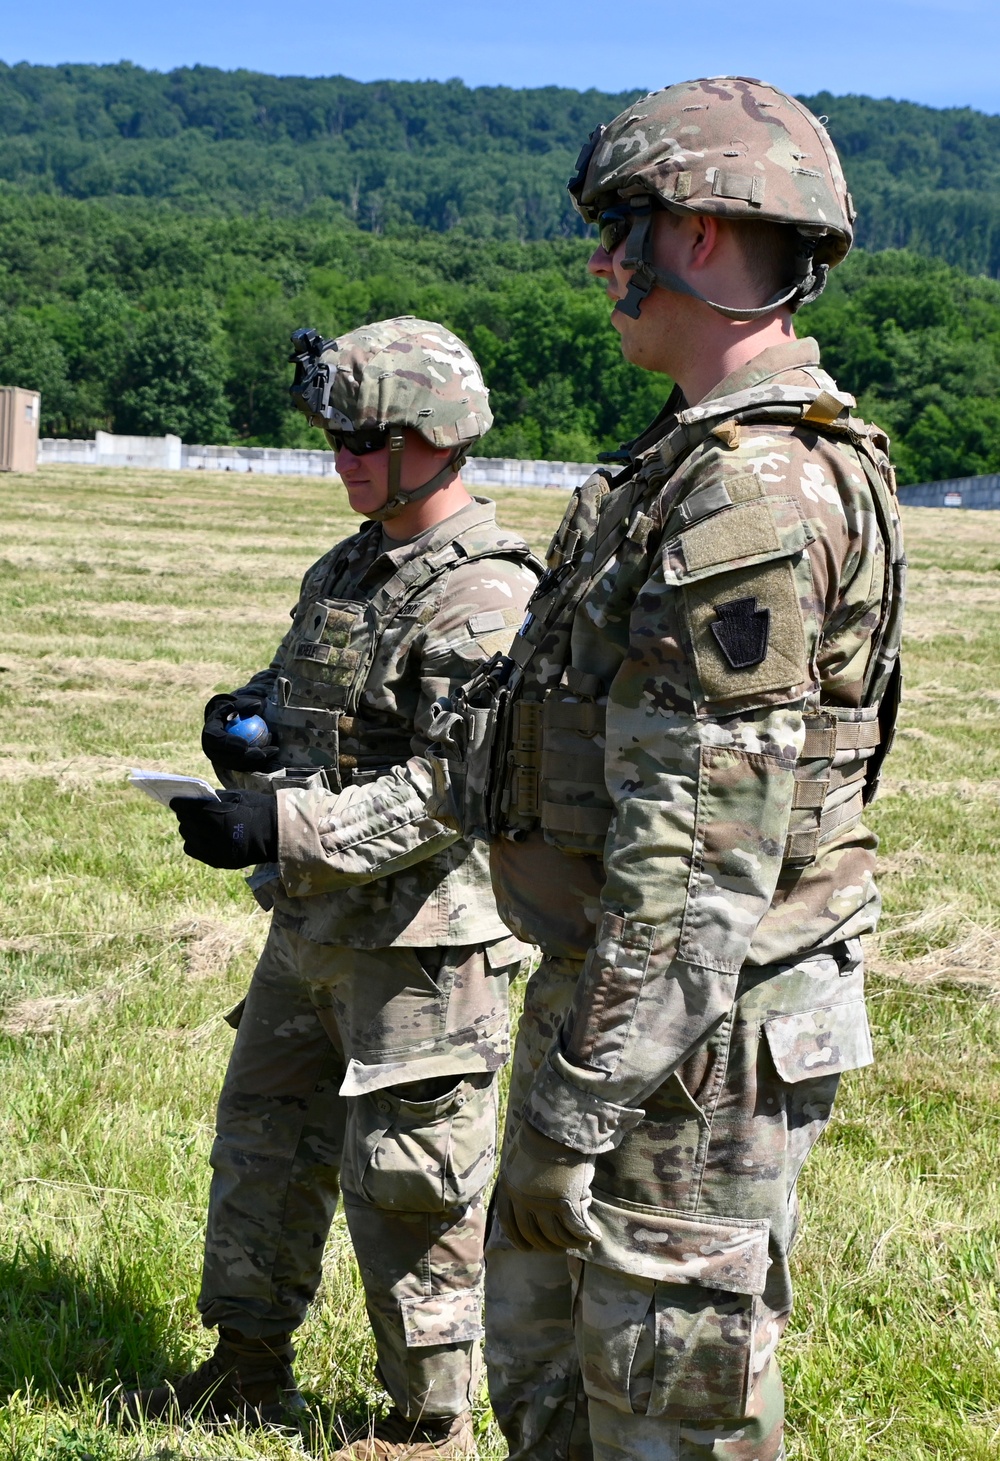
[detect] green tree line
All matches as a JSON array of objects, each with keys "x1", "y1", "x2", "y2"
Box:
[
  {"x1": 1, "y1": 63, "x2": 1000, "y2": 272},
  {"x1": 2, "y1": 191, "x2": 999, "y2": 483}
]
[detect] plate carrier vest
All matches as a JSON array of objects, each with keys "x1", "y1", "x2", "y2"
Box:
[{"x1": 453, "y1": 387, "x2": 905, "y2": 871}]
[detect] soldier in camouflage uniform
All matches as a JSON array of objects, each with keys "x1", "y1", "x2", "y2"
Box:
[
  {"x1": 125, "y1": 318, "x2": 539, "y2": 1458},
  {"x1": 431, "y1": 79, "x2": 905, "y2": 1460}
]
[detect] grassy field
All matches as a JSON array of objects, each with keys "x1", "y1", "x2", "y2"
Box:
[{"x1": 1, "y1": 465, "x2": 998, "y2": 1460}]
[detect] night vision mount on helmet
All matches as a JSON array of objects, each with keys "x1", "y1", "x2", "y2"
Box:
[{"x1": 569, "y1": 76, "x2": 855, "y2": 321}]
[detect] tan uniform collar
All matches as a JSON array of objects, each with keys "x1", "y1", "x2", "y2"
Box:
[
  {"x1": 369, "y1": 495, "x2": 499, "y2": 570},
  {"x1": 699, "y1": 336, "x2": 822, "y2": 404}
]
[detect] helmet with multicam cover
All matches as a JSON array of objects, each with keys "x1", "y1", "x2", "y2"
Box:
[
  {"x1": 568, "y1": 77, "x2": 855, "y2": 321},
  {"x1": 289, "y1": 315, "x2": 492, "y2": 520}
]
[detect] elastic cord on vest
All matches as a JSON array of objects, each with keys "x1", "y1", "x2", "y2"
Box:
[
  {"x1": 365, "y1": 433, "x2": 469, "y2": 523},
  {"x1": 615, "y1": 200, "x2": 825, "y2": 322}
]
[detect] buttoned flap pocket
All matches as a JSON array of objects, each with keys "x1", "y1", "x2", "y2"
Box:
[
  {"x1": 662, "y1": 498, "x2": 816, "y2": 707},
  {"x1": 351, "y1": 1073, "x2": 498, "y2": 1213},
  {"x1": 764, "y1": 999, "x2": 874, "y2": 1082},
  {"x1": 399, "y1": 1289, "x2": 484, "y2": 1348},
  {"x1": 579, "y1": 1193, "x2": 770, "y2": 1293}
]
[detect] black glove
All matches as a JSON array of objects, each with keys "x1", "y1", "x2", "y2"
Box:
[
  {"x1": 201, "y1": 692, "x2": 281, "y2": 772},
  {"x1": 170, "y1": 791, "x2": 278, "y2": 869}
]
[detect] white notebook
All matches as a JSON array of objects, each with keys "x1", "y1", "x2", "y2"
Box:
[{"x1": 128, "y1": 769, "x2": 220, "y2": 805}]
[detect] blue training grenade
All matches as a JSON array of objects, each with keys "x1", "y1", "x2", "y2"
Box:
[{"x1": 224, "y1": 713, "x2": 272, "y2": 749}]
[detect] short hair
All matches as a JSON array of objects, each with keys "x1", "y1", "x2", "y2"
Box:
[
  {"x1": 730, "y1": 219, "x2": 802, "y2": 304},
  {"x1": 655, "y1": 208, "x2": 802, "y2": 306}
]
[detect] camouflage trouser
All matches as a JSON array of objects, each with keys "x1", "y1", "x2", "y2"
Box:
[
  {"x1": 199, "y1": 920, "x2": 516, "y2": 1419},
  {"x1": 485, "y1": 941, "x2": 871, "y2": 1460}
]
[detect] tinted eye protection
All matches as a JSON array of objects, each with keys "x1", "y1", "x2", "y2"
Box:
[
  {"x1": 329, "y1": 427, "x2": 391, "y2": 456},
  {"x1": 597, "y1": 206, "x2": 635, "y2": 255}
]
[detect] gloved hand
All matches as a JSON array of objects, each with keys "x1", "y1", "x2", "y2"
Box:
[
  {"x1": 496, "y1": 1120, "x2": 600, "y2": 1252},
  {"x1": 202, "y1": 693, "x2": 281, "y2": 772},
  {"x1": 170, "y1": 790, "x2": 278, "y2": 869}
]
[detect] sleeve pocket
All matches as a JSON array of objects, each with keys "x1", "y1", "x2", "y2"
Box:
[
  {"x1": 764, "y1": 999, "x2": 874, "y2": 1082},
  {"x1": 662, "y1": 497, "x2": 816, "y2": 707},
  {"x1": 661, "y1": 496, "x2": 814, "y2": 587}
]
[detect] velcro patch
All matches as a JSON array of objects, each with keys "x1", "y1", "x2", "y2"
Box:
[
  {"x1": 468, "y1": 609, "x2": 507, "y2": 635},
  {"x1": 677, "y1": 473, "x2": 763, "y2": 528},
  {"x1": 300, "y1": 604, "x2": 330, "y2": 642},
  {"x1": 710, "y1": 596, "x2": 770, "y2": 669},
  {"x1": 683, "y1": 560, "x2": 810, "y2": 705},
  {"x1": 680, "y1": 497, "x2": 780, "y2": 574},
  {"x1": 294, "y1": 640, "x2": 332, "y2": 664}
]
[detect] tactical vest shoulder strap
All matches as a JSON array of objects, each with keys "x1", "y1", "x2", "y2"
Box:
[{"x1": 367, "y1": 524, "x2": 542, "y2": 625}]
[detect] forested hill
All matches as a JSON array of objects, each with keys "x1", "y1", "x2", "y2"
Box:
[{"x1": 2, "y1": 62, "x2": 1000, "y2": 274}]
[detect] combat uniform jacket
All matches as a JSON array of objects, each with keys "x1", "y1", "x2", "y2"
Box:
[
  {"x1": 477, "y1": 338, "x2": 904, "y2": 1156},
  {"x1": 228, "y1": 496, "x2": 540, "y2": 951}
]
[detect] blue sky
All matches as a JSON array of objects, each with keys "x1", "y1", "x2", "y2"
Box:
[{"x1": 2, "y1": 0, "x2": 997, "y2": 114}]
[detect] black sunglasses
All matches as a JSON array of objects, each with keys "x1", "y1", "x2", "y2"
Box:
[
  {"x1": 328, "y1": 426, "x2": 391, "y2": 456},
  {"x1": 597, "y1": 205, "x2": 635, "y2": 255}
]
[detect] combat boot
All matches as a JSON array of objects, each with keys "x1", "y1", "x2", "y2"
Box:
[
  {"x1": 120, "y1": 1326, "x2": 306, "y2": 1429},
  {"x1": 333, "y1": 1408, "x2": 475, "y2": 1459}
]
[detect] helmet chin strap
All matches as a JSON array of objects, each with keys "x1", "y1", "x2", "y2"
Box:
[
  {"x1": 365, "y1": 432, "x2": 468, "y2": 523},
  {"x1": 614, "y1": 199, "x2": 823, "y2": 322}
]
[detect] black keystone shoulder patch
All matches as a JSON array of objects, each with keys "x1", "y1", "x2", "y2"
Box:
[{"x1": 710, "y1": 596, "x2": 770, "y2": 669}]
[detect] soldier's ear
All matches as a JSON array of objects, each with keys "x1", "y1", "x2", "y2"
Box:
[{"x1": 688, "y1": 214, "x2": 721, "y2": 271}]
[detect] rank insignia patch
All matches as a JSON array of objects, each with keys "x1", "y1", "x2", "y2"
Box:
[{"x1": 710, "y1": 596, "x2": 771, "y2": 669}]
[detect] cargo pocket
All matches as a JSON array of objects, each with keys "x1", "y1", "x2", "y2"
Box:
[
  {"x1": 573, "y1": 1197, "x2": 770, "y2": 1420},
  {"x1": 399, "y1": 1288, "x2": 485, "y2": 1348},
  {"x1": 351, "y1": 1072, "x2": 497, "y2": 1213},
  {"x1": 576, "y1": 1260, "x2": 758, "y2": 1422}
]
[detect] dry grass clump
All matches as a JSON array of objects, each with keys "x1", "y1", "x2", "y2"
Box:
[
  {"x1": 0, "y1": 991, "x2": 113, "y2": 1038},
  {"x1": 870, "y1": 905, "x2": 1000, "y2": 989},
  {"x1": 169, "y1": 915, "x2": 256, "y2": 981}
]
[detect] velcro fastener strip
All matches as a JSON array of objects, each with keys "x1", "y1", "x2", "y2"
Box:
[
  {"x1": 801, "y1": 723, "x2": 837, "y2": 759},
  {"x1": 541, "y1": 803, "x2": 614, "y2": 835},
  {"x1": 711, "y1": 170, "x2": 765, "y2": 206},
  {"x1": 836, "y1": 720, "x2": 881, "y2": 751},
  {"x1": 541, "y1": 751, "x2": 607, "y2": 782},
  {"x1": 791, "y1": 779, "x2": 828, "y2": 809}
]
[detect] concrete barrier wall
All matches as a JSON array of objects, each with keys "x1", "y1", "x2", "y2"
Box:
[
  {"x1": 462, "y1": 457, "x2": 598, "y2": 490},
  {"x1": 39, "y1": 438, "x2": 97, "y2": 465},
  {"x1": 181, "y1": 442, "x2": 339, "y2": 476},
  {"x1": 39, "y1": 433, "x2": 597, "y2": 490},
  {"x1": 40, "y1": 434, "x2": 1000, "y2": 507},
  {"x1": 898, "y1": 474, "x2": 1000, "y2": 509}
]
